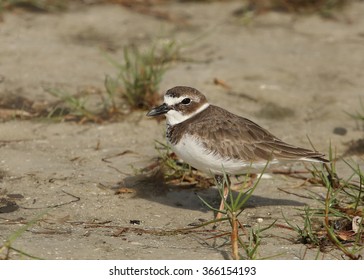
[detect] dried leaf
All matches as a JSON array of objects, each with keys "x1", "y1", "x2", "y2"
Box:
[{"x1": 115, "y1": 187, "x2": 135, "y2": 194}]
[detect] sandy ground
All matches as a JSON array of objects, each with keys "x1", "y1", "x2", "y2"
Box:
[{"x1": 0, "y1": 1, "x2": 364, "y2": 260}]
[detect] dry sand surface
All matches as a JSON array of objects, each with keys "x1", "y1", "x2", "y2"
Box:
[{"x1": 0, "y1": 1, "x2": 364, "y2": 260}]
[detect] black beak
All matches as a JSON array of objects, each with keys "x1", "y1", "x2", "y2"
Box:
[{"x1": 146, "y1": 103, "x2": 171, "y2": 117}]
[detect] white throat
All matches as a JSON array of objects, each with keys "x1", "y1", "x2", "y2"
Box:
[{"x1": 166, "y1": 103, "x2": 209, "y2": 126}]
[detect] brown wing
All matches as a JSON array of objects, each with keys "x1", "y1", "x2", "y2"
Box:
[{"x1": 183, "y1": 105, "x2": 327, "y2": 163}]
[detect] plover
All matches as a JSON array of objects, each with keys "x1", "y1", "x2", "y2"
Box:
[{"x1": 147, "y1": 86, "x2": 328, "y2": 216}]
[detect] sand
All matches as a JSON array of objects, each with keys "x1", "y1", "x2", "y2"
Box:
[{"x1": 0, "y1": 1, "x2": 363, "y2": 259}]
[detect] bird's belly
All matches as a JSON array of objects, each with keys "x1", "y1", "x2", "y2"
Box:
[{"x1": 169, "y1": 135, "x2": 268, "y2": 175}]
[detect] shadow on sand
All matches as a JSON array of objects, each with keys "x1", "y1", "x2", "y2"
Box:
[{"x1": 113, "y1": 172, "x2": 307, "y2": 214}]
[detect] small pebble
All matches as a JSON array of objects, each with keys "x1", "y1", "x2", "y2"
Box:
[
  {"x1": 257, "y1": 218, "x2": 264, "y2": 223},
  {"x1": 129, "y1": 219, "x2": 141, "y2": 225},
  {"x1": 333, "y1": 127, "x2": 347, "y2": 136}
]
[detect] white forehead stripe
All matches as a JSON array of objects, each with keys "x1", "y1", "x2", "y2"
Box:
[{"x1": 164, "y1": 95, "x2": 188, "y2": 106}]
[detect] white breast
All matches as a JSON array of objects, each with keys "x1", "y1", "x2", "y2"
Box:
[{"x1": 169, "y1": 134, "x2": 273, "y2": 175}]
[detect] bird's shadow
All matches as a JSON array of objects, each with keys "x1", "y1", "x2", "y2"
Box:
[{"x1": 113, "y1": 171, "x2": 306, "y2": 213}]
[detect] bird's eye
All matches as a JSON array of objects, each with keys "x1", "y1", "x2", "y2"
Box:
[{"x1": 181, "y1": 98, "x2": 191, "y2": 105}]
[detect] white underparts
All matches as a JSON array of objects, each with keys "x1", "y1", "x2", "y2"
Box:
[{"x1": 170, "y1": 134, "x2": 274, "y2": 175}]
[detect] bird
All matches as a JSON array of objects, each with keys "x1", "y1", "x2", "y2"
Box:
[{"x1": 147, "y1": 86, "x2": 328, "y2": 218}]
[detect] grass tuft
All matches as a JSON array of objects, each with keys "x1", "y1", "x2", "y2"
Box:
[
  {"x1": 104, "y1": 41, "x2": 179, "y2": 110},
  {"x1": 198, "y1": 163, "x2": 269, "y2": 260},
  {"x1": 234, "y1": 0, "x2": 354, "y2": 20},
  {"x1": 284, "y1": 145, "x2": 364, "y2": 259},
  {"x1": 0, "y1": 212, "x2": 45, "y2": 260},
  {"x1": 0, "y1": 0, "x2": 67, "y2": 13},
  {"x1": 45, "y1": 87, "x2": 117, "y2": 123},
  {"x1": 42, "y1": 41, "x2": 178, "y2": 123}
]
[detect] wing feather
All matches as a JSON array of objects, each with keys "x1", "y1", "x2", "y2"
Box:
[{"x1": 179, "y1": 105, "x2": 327, "y2": 163}]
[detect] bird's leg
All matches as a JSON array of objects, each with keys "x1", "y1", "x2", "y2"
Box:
[{"x1": 215, "y1": 174, "x2": 231, "y2": 221}]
